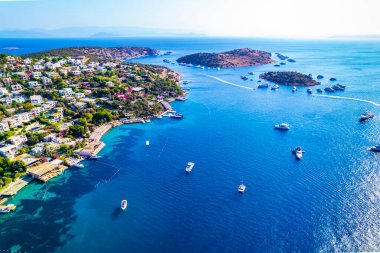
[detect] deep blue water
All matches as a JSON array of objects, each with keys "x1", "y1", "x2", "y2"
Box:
[{"x1": 1, "y1": 38, "x2": 380, "y2": 252}]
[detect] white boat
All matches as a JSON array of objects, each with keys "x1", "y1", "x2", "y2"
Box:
[
  {"x1": 121, "y1": 200, "x2": 127, "y2": 210},
  {"x1": 360, "y1": 111, "x2": 374, "y2": 122},
  {"x1": 0, "y1": 204, "x2": 16, "y2": 213},
  {"x1": 217, "y1": 67, "x2": 221, "y2": 71},
  {"x1": 271, "y1": 84, "x2": 279, "y2": 90},
  {"x1": 185, "y1": 162, "x2": 195, "y2": 173},
  {"x1": 238, "y1": 181, "x2": 246, "y2": 193},
  {"x1": 157, "y1": 115, "x2": 163, "y2": 119},
  {"x1": 274, "y1": 123, "x2": 290, "y2": 130},
  {"x1": 292, "y1": 86, "x2": 297, "y2": 92},
  {"x1": 369, "y1": 144, "x2": 380, "y2": 152},
  {"x1": 307, "y1": 88, "x2": 313, "y2": 94},
  {"x1": 292, "y1": 146, "x2": 303, "y2": 160},
  {"x1": 88, "y1": 155, "x2": 102, "y2": 160},
  {"x1": 146, "y1": 140, "x2": 150, "y2": 146},
  {"x1": 73, "y1": 163, "x2": 84, "y2": 169}
]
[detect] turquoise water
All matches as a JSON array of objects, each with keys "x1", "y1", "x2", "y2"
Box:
[{"x1": 1, "y1": 38, "x2": 380, "y2": 252}]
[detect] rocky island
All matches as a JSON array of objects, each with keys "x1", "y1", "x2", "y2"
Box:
[
  {"x1": 176, "y1": 48, "x2": 274, "y2": 68},
  {"x1": 22, "y1": 46, "x2": 159, "y2": 62},
  {"x1": 260, "y1": 71, "x2": 320, "y2": 86}
]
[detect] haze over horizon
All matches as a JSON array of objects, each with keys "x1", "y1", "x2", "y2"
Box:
[{"x1": 0, "y1": 0, "x2": 380, "y2": 39}]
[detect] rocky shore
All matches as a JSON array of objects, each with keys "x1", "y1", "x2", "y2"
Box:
[
  {"x1": 260, "y1": 71, "x2": 320, "y2": 86},
  {"x1": 176, "y1": 48, "x2": 274, "y2": 68}
]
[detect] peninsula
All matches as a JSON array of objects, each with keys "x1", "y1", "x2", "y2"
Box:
[
  {"x1": 176, "y1": 48, "x2": 274, "y2": 68},
  {"x1": 260, "y1": 71, "x2": 320, "y2": 86},
  {"x1": 0, "y1": 48, "x2": 183, "y2": 199},
  {"x1": 22, "y1": 46, "x2": 159, "y2": 62}
]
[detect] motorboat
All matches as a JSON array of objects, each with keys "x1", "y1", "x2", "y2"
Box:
[
  {"x1": 238, "y1": 182, "x2": 246, "y2": 193},
  {"x1": 121, "y1": 200, "x2": 128, "y2": 210},
  {"x1": 307, "y1": 88, "x2": 313, "y2": 94},
  {"x1": 271, "y1": 84, "x2": 279, "y2": 90},
  {"x1": 73, "y1": 163, "x2": 84, "y2": 169},
  {"x1": 88, "y1": 155, "x2": 102, "y2": 160},
  {"x1": 185, "y1": 162, "x2": 195, "y2": 173},
  {"x1": 258, "y1": 83, "x2": 269, "y2": 89},
  {"x1": 292, "y1": 86, "x2": 297, "y2": 92},
  {"x1": 274, "y1": 123, "x2": 290, "y2": 130},
  {"x1": 360, "y1": 111, "x2": 374, "y2": 122},
  {"x1": 369, "y1": 144, "x2": 380, "y2": 152},
  {"x1": 316, "y1": 88, "x2": 323, "y2": 93},
  {"x1": 240, "y1": 75, "x2": 248, "y2": 81},
  {"x1": 248, "y1": 72, "x2": 254, "y2": 75},
  {"x1": 330, "y1": 77, "x2": 337, "y2": 81},
  {"x1": 324, "y1": 87, "x2": 335, "y2": 93},
  {"x1": 317, "y1": 75, "x2": 324, "y2": 79},
  {"x1": 292, "y1": 146, "x2": 304, "y2": 160}
]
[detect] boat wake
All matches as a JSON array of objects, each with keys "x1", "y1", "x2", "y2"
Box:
[
  {"x1": 203, "y1": 74, "x2": 253, "y2": 90},
  {"x1": 312, "y1": 94, "x2": 380, "y2": 106}
]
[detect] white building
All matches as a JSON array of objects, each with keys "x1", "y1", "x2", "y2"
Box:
[
  {"x1": 0, "y1": 144, "x2": 17, "y2": 158},
  {"x1": 30, "y1": 95, "x2": 43, "y2": 105},
  {"x1": 58, "y1": 88, "x2": 74, "y2": 96},
  {"x1": 0, "y1": 121, "x2": 10, "y2": 133},
  {"x1": 8, "y1": 135, "x2": 27, "y2": 148},
  {"x1": 28, "y1": 81, "x2": 41, "y2": 88},
  {"x1": 0, "y1": 87, "x2": 9, "y2": 97},
  {"x1": 11, "y1": 84, "x2": 23, "y2": 92}
]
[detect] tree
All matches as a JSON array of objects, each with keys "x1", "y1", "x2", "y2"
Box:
[{"x1": 23, "y1": 102, "x2": 34, "y2": 111}]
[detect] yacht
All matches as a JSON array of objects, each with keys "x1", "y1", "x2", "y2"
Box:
[
  {"x1": 292, "y1": 86, "x2": 297, "y2": 92},
  {"x1": 258, "y1": 83, "x2": 269, "y2": 89},
  {"x1": 292, "y1": 146, "x2": 303, "y2": 160},
  {"x1": 332, "y1": 84, "x2": 345, "y2": 91},
  {"x1": 369, "y1": 144, "x2": 380, "y2": 152},
  {"x1": 185, "y1": 162, "x2": 195, "y2": 173},
  {"x1": 88, "y1": 155, "x2": 102, "y2": 160},
  {"x1": 307, "y1": 88, "x2": 313, "y2": 94},
  {"x1": 121, "y1": 200, "x2": 128, "y2": 210},
  {"x1": 73, "y1": 163, "x2": 84, "y2": 169},
  {"x1": 324, "y1": 87, "x2": 335, "y2": 93},
  {"x1": 146, "y1": 140, "x2": 150, "y2": 146},
  {"x1": 248, "y1": 72, "x2": 254, "y2": 75},
  {"x1": 360, "y1": 111, "x2": 374, "y2": 122},
  {"x1": 240, "y1": 75, "x2": 248, "y2": 81},
  {"x1": 163, "y1": 59, "x2": 170, "y2": 63},
  {"x1": 317, "y1": 75, "x2": 324, "y2": 79},
  {"x1": 217, "y1": 67, "x2": 221, "y2": 71},
  {"x1": 274, "y1": 123, "x2": 290, "y2": 130},
  {"x1": 316, "y1": 88, "x2": 323, "y2": 93},
  {"x1": 238, "y1": 181, "x2": 246, "y2": 193},
  {"x1": 271, "y1": 84, "x2": 280, "y2": 90}
]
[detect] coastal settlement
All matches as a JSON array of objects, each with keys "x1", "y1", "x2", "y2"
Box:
[{"x1": 0, "y1": 48, "x2": 185, "y2": 206}]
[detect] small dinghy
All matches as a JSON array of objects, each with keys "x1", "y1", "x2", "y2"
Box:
[{"x1": 121, "y1": 200, "x2": 128, "y2": 210}]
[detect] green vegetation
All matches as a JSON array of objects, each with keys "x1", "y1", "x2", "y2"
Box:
[{"x1": 0, "y1": 157, "x2": 27, "y2": 189}]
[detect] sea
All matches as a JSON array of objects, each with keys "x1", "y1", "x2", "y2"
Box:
[{"x1": 1, "y1": 37, "x2": 380, "y2": 253}]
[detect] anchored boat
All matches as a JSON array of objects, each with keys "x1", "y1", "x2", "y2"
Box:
[
  {"x1": 274, "y1": 123, "x2": 290, "y2": 131},
  {"x1": 185, "y1": 162, "x2": 195, "y2": 173},
  {"x1": 121, "y1": 200, "x2": 128, "y2": 210}
]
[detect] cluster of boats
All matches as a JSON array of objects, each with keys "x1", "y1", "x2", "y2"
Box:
[
  {"x1": 0, "y1": 204, "x2": 16, "y2": 214},
  {"x1": 323, "y1": 84, "x2": 346, "y2": 93}
]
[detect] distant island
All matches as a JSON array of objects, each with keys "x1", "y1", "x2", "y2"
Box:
[
  {"x1": 176, "y1": 48, "x2": 274, "y2": 68},
  {"x1": 260, "y1": 71, "x2": 319, "y2": 86},
  {"x1": 22, "y1": 46, "x2": 159, "y2": 62}
]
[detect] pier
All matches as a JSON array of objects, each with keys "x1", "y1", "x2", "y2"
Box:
[
  {"x1": 161, "y1": 101, "x2": 172, "y2": 111},
  {"x1": 0, "y1": 176, "x2": 34, "y2": 196}
]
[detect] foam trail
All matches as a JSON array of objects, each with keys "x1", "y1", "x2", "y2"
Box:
[
  {"x1": 312, "y1": 94, "x2": 380, "y2": 107},
  {"x1": 203, "y1": 74, "x2": 253, "y2": 90}
]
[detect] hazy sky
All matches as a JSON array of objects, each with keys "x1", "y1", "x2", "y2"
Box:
[{"x1": 1, "y1": 0, "x2": 380, "y2": 38}]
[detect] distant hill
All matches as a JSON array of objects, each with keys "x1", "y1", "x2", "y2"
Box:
[
  {"x1": 22, "y1": 46, "x2": 159, "y2": 62},
  {"x1": 0, "y1": 26, "x2": 205, "y2": 38},
  {"x1": 176, "y1": 48, "x2": 274, "y2": 68}
]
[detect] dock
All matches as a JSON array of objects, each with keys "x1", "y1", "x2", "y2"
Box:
[
  {"x1": 161, "y1": 101, "x2": 172, "y2": 111},
  {"x1": 0, "y1": 176, "x2": 34, "y2": 196},
  {"x1": 0, "y1": 198, "x2": 8, "y2": 205}
]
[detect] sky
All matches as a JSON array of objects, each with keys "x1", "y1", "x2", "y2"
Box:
[{"x1": 0, "y1": 0, "x2": 380, "y2": 38}]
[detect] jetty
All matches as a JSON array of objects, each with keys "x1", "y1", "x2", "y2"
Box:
[
  {"x1": 27, "y1": 159, "x2": 68, "y2": 182},
  {"x1": 161, "y1": 101, "x2": 172, "y2": 111},
  {"x1": 0, "y1": 176, "x2": 34, "y2": 196}
]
